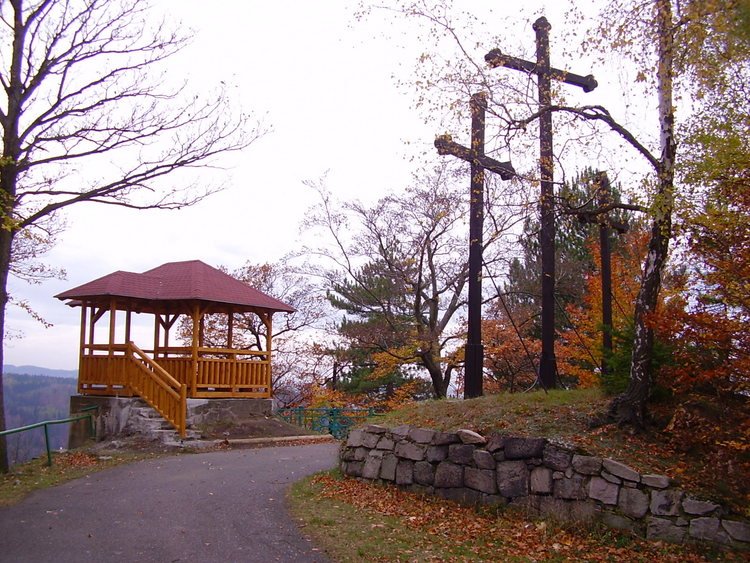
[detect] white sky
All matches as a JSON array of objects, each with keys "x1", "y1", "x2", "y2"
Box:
[{"x1": 5, "y1": 0, "x2": 648, "y2": 370}]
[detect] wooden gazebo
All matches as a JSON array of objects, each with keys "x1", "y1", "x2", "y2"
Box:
[{"x1": 55, "y1": 260, "x2": 295, "y2": 436}]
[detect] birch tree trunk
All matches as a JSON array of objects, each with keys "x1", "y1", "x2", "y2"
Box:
[{"x1": 609, "y1": 0, "x2": 676, "y2": 428}]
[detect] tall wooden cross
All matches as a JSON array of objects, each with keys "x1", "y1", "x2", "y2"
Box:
[
  {"x1": 485, "y1": 17, "x2": 597, "y2": 389},
  {"x1": 435, "y1": 92, "x2": 514, "y2": 399},
  {"x1": 574, "y1": 171, "x2": 628, "y2": 377}
]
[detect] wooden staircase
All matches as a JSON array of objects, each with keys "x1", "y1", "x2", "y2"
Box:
[{"x1": 125, "y1": 342, "x2": 187, "y2": 437}]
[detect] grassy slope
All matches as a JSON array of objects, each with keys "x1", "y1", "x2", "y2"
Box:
[
  {"x1": 376, "y1": 388, "x2": 749, "y2": 515},
  {"x1": 288, "y1": 389, "x2": 748, "y2": 561}
]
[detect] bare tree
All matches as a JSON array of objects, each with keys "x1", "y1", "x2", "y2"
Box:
[
  {"x1": 177, "y1": 259, "x2": 329, "y2": 399},
  {"x1": 301, "y1": 165, "x2": 523, "y2": 398},
  {"x1": 0, "y1": 0, "x2": 264, "y2": 472}
]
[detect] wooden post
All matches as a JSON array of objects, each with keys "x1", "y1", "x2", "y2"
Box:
[
  {"x1": 108, "y1": 301, "x2": 116, "y2": 356},
  {"x1": 435, "y1": 94, "x2": 515, "y2": 399},
  {"x1": 153, "y1": 314, "x2": 161, "y2": 359},
  {"x1": 191, "y1": 305, "x2": 200, "y2": 397},
  {"x1": 125, "y1": 310, "x2": 132, "y2": 344},
  {"x1": 227, "y1": 310, "x2": 234, "y2": 349},
  {"x1": 486, "y1": 17, "x2": 597, "y2": 389},
  {"x1": 465, "y1": 93, "x2": 487, "y2": 399},
  {"x1": 264, "y1": 313, "x2": 273, "y2": 397}
]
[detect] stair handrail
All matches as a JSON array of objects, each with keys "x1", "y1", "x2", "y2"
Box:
[{"x1": 126, "y1": 341, "x2": 187, "y2": 437}]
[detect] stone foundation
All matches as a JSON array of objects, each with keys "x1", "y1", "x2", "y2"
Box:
[
  {"x1": 340, "y1": 424, "x2": 750, "y2": 550},
  {"x1": 68, "y1": 395, "x2": 273, "y2": 448}
]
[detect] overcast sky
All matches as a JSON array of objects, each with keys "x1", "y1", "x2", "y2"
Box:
[{"x1": 5, "y1": 0, "x2": 636, "y2": 370}]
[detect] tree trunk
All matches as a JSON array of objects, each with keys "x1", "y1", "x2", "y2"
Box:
[
  {"x1": 609, "y1": 0, "x2": 676, "y2": 428},
  {"x1": 0, "y1": 228, "x2": 14, "y2": 473},
  {"x1": 421, "y1": 351, "x2": 449, "y2": 398}
]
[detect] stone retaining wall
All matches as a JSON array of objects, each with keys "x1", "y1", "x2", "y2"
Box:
[{"x1": 340, "y1": 424, "x2": 749, "y2": 550}]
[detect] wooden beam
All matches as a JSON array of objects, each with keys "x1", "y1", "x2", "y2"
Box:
[
  {"x1": 191, "y1": 304, "x2": 200, "y2": 397},
  {"x1": 125, "y1": 310, "x2": 132, "y2": 343},
  {"x1": 108, "y1": 301, "x2": 117, "y2": 356}
]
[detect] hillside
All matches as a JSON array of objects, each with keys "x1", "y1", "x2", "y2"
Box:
[
  {"x1": 377, "y1": 388, "x2": 750, "y2": 514},
  {"x1": 3, "y1": 365, "x2": 77, "y2": 379},
  {"x1": 2, "y1": 373, "x2": 78, "y2": 465}
]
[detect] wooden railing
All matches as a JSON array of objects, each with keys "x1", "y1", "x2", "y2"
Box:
[
  {"x1": 156, "y1": 346, "x2": 271, "y2": 398},
  {"x1": 126, "y1": 342, "x2": 187, "y2": 437},
  {"x1": 78, "y1": 344, "x2": 271, "y2": 402}
]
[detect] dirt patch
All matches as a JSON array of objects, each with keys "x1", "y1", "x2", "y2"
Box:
[{"x1": 197, "y1": 415, "x2": 321, "y2": 440}]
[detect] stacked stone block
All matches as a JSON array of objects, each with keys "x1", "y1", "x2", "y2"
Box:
[{"x1": 340, "y1": 424, "x2": 749, "y2": 550}]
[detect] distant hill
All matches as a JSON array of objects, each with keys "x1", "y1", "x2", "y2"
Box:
[
  {"x1": 3, "y1": 364, "x2": 77, "y2": 378},
  {"x1": 3, "y1": 373, "x2": 78, "y2": 466}
]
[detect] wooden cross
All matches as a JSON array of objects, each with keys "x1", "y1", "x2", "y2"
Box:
[
  {"x1": 434, "y1": 92, "x2": 515, "y2": 399},
  {"x1": 573, "y1": 171, "x2": 628, "y2": 377},
  {"x1": 485, "y1": 17, "x2": 597, "y2": 389}
]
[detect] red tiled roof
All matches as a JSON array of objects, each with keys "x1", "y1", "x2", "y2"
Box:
[{"x1": 55, "y1": 260, "x2": 295, "y2": 313}]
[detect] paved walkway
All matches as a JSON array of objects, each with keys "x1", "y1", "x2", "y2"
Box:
[{"x1": 0, "y1": 443, "x2": 339, "y2": 562}]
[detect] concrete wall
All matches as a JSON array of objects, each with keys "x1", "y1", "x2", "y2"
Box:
[{"x1": 340, "y1": 424, "x2": 750, "y2": 550}]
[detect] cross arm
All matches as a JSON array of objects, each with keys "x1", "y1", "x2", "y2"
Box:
[
  {"x1": 484, "y1": 49, "x2": 598, "y2": 93},
  {"x1": 434, "y1": 135, "x2": 515, "y2": 180}
]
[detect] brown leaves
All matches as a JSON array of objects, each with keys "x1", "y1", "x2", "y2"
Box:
[{"x1": 311, "y1": 473, "x2": 720, "y2": 562}]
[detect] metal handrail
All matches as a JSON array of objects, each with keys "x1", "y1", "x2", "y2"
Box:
[{"x1": 0, "y1": 405, "x2": 98, "y2": 467}]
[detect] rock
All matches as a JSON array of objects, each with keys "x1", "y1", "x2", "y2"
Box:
[
  {"x1": 346, "y1": 429, "x2": 365, "y2": 448},
  {"x1": 457, "y1": 429, "x2": 486, "y2": 445},
  {"x1": 543, "y1": 443, "x2": 572, "y2": 471},
  {"x1": 530, "y1": 466, "x2": 553, "y2": 494},
  {"x1": 588, "y1": 476, "x2": 619, "y2": 505},
  {"x1": 390, "y1": 425, "x2": 411, "y2": 440},
  {"x1": 689, "y1": 517, "x2": 731, "y2": 545},
  {"x1": 485, "y1": 434, "x2": 505, "y2": 453},
  {"x1": 641, "y1": 474, "x2": 670, "y2": 489},
  {"x1": 376, "y1": 436, "x2": 395, "y2": 450},
  {"x1": 362, "y1": 432, "x2": 381, "y2": 449},
  {"x1": 602, "y1": 459, "x2": 640, "y2": 483},
  {"x1": 380, "y1": 454, "x2": 397, "y2": 481},
  {"x1": 722, "y1": 519, "x2": 750, "y2": 543},
  {"x1": 346, "y1": 460, "x2": 363, "y2": 477},
  {"x1": 473, "y1": 450, "x2": 495, "y2": 470},
  {"x1": 681, "y1": 496, "x2": 720, "y2": 516},
  {"x1": 395, "y1": 460, "x2": 414, "y2": 486},
  {"x1": 434, "y1": 461, "x2": 464, "y2": 488},
  {"x1": 619, "y1": 487, "x2": 649, "y2": 519},
  {"x1": 432, "y1": 431, "x2": 460, "y2": 446},
  {"x1": 414, "y1": 461, "x2": 435, "y2": 486},
  {"x1": 362, "y1": 454, "x2": 383, "y2": 479},
  {"x1": 650, "y1": 489, "x2": 683, "y2": 517},
  {"x1": 353, "y1": 447, "x2": 368, "y2": 461},
  {"x1": 601, "y1": 471, "x2": 622, "y2": 485},
  {"x1": 394, "y1": 441, "x2": 427, "y2": 461},
  {"x1": 647, "y1": 517, "x2": 687, "y2": 543},
  {"x1": 571, "y1": 454, "x2": 602, "y2": 475},
  {"x1": 554, "y1": 474, "x2": 588, "y2": 500},
  {"x1": 504, "y1": 437, "x2": 546, "y2": 460},
  {"x1": 601, "y1": 512, "x2": 641, "y2": 535},
  {"x1": 426, "y1": 445, "x2": 449, "y2": 463},
  {"x1": 408, "y1": 427, "x2": 436, "y2": 444},
  {"x1": 448, "y1": 444, "x2": 476, "y2": 465},
  {"x1": 363, "y1": 424, "x2": 388, "y2": 434},
  {"x1": 465, "y1": 467, "x2": 497, "y2": 494},
  {"x1": 496, "y1": 460, "x2": 529, "y2": 498}
]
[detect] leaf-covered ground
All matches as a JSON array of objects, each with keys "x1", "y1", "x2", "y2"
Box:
[{"x1": 290, "y1": 472, "x2": 741, "y2": 562}]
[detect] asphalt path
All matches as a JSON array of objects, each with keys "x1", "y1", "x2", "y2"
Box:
[{"x1": 0, "y1": 442, "x2": 339, "y2": 562}]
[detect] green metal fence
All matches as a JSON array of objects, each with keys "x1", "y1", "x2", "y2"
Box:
[
  {"x1": 277, "y1": 407, "x2": 378, "y2": 439},
  {"x1": 0, "y1": 405, "x2": 98, "y2": 467}
]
